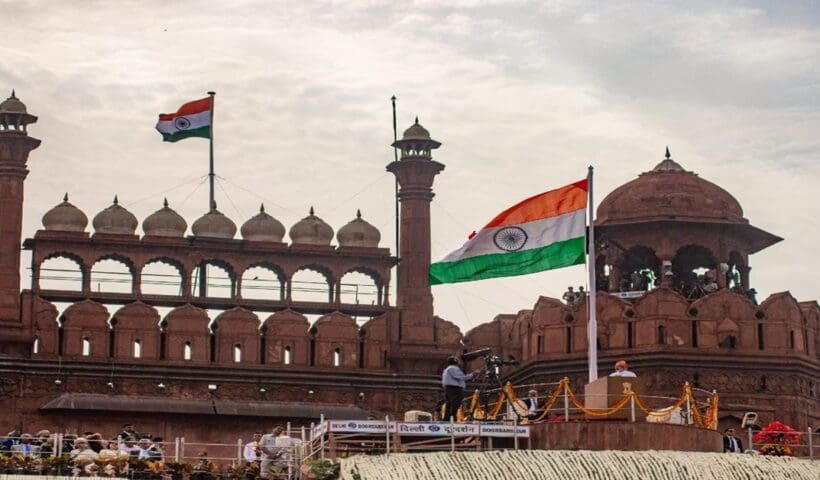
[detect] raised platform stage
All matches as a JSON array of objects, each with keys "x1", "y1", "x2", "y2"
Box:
[{"x1": 530, "y1": 421, "x2": 723, "y2": 452}]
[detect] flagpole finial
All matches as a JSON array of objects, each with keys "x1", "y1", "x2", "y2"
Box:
[
  {"x1": 665, "y1": 146, "x2": 671, "y2": 159},
  {"x1": 391, "y1": 95, "x2": 396, "y2": 101}
]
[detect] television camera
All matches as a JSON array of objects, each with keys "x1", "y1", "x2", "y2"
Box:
[{"x1": 461, "y1": 348, "x2": 519, "y2": 384}]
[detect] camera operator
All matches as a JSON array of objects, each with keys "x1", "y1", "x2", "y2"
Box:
[{"x1": 441, "y1": 356, "x2": 480, "y2": 422}]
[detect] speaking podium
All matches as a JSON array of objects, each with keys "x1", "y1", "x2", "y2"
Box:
[{"x1": 583, "y1": 375, "x2": 645, "y2": 420}]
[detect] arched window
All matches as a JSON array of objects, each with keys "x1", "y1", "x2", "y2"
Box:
[
  {"x1": 789, "y1": 330, "x2": 795, "y2": 350},
  {"x1": 291, "y1": 267, "x2": 332, "y2": 303},
  {"x1": 333, "y1": 348, "x2": 342, "y2": 367},
  {"x1": 691, "y1": 320, "x2": 699, "y2": 347},
  {"x1": 82, "y1": 337, "x2": 91, "y2": 356},
  {"x1": 657, "y1": 325, "x2": 666, "y2": 345},
  {"x1": 757, "y1": 323, "x2": 764, "y2": 350},
  {"x1": 141, "y1": 260, "x2": 184, "y2": 296},
  {"x1": 183, "y1": 341, "x2": 192, "y2": 361},
  {"x1": 233, "y1": 344, "x2": 242, "y2": 363},
  {"x1": 339, "y1": 271, "x2": 380, "y2": 305},
  {"x1": 133, "y1": 339, "x2": 142, "y2": 359},
  {"x1": 33, "y1": 336, "x2": 40, "y2": 354},
  {"x1": 627, "y1": 321, "x2": 634, "y2": 348},
  {"x1": 90, "y1": 258, "x2": 133, "y2": 294},
  {"x1": 283, "y1": 346, "x2": 292, "y2": 365},
  {"x1": 565, "y1": 326, "x2": 572, "y2": 353}
]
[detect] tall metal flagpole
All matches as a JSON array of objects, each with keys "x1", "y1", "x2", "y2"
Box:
[
  {"x1": 391, "y1": 96, "x2": 400, "y2": 291},
  {"x1": 207, "y1": 91, "x2": 216, "y2": 211},
  {"x1": 587, "y1": 165, "x2": 598, "y2": 382}
]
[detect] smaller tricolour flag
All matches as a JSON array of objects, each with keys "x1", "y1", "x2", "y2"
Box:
[
  {"x1": 430, "y1": 179, "x2": 588, "y2": 285},
  {"x1": 155, "y1": 97, "x2": 212, "y2": 142}
]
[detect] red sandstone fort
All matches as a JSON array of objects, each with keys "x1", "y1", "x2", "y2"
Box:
[{"x1": 0, "y1": 92, "x2": 817, "y2": 443}]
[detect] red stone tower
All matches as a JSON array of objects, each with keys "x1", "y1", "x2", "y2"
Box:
[
  {"x1": 387, "y1": 119, "x2": 443, "y2": 345},
  {"x1": 0, "y1": 92, "x2": 39, "y2": 354}
]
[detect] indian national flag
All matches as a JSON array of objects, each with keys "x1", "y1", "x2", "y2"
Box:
[
  {"x1": 429, "y1": 179, "x2": 588, "y2": 285},
  {"x1": 155, "y1": 97, "x2": 212, "y2": 142}
]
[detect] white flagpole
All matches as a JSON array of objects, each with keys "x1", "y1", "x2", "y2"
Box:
[
  {"x1": 587, "y1": 165, "x2": 598, "y2": 383},
  {"x1": 207, "y1": 91, "x2": 216, "y2": 211}
]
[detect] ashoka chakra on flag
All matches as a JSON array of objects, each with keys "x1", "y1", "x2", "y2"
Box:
[
  {"x1": 429, "y1": 179, "x2": 588, "y2": 285},
  {"x1": 156, "y1": 96, "x2": 212, "y2": 142}
]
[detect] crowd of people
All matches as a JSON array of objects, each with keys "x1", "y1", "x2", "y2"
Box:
[
  {"x1": 1, "y1": 424, "x2": 166, "y2": 462},
  {"x1": 1, "y1": 423, "x2": 301, "y2": 478}
]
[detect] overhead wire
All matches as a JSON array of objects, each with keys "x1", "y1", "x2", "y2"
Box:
[{"x1": 124, "y1": 175, "x2": 207, "y2": 208}]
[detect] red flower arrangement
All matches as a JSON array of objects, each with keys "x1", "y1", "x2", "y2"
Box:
[{"x1": 753, "y1": 421, "x2": 800, "y2": 456}]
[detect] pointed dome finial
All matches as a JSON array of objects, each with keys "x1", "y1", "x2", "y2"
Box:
[
  {"x1": 113, "y1": 195, "x2": 119, "y2": 205},
  {"x1": 163, "y1": 197, "x2": 169, "y2": 208},
  {"x1": 259, "y1": 203, "x2": 265, "y2": 213},
  {"x1": 11, "y1": 89, "x2": 16, "y2": 99},
  {"x1": 414, "y1": 116, "x2": 419, "y2": 125},
  {"x1": 309, "y1": 206, "x2": 314, "y2": 216},
  {"x1": 356, "y1": 209, "x2": 362, "y2": 219},
  {"x1": 665, "y1": 146, "x2": 671, "y2": 159},
  {"x1": 63, "y1": 193, "x2": 69, "y2": 202}
]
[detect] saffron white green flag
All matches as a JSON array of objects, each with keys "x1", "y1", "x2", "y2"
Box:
[
  {"x1": 429, "y1": 179, "x2": 588, "y2": 284},
  {"x1": 155, "y1": 97, "x2": 212, "y2": 142}
]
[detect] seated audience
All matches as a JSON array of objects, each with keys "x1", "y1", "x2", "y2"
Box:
[
  {"x1": 120, "y1": 436, "x2": 140, "y2": 459},
  {"x1": 136, "y1": 437, "x2": 162, "y2": 460},
  {"x1": 70, "y1": 437, "x2": 99, "y2": 464},
  {"x1": 98, "y1": 440, "x2": 128, "y2": 461},
  {"x1": 10, "y1": 433, "x2": 40, "y2": 457}
]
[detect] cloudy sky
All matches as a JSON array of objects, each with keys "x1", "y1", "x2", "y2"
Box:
[{"x1": 2, "y1": 0, "x2": 818, "y2": 332}]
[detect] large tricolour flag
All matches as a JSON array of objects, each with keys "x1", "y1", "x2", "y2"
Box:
[
  {"x1": 155, "y1": 97, "x2": 212, "y2": 142},
  {"x1": 429, "y1": 179, "x2": 588, "y2": 285}
]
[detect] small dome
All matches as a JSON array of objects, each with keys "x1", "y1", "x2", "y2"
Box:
[
  {"x1": 143, "y1": 198, "x2": 187, "y2": 237},
  {"x1": 289, "y1": 207, "x2": 334, "y2": 245},
  {"x1": 92, "y1": 196, "x2": 138, "y2": 235},
  {"x1": 0, "y1": 90, "x2": 26, "y2": 114},
  {"x1": 191, "y1": 204, "x2": 236, "y2": 239},
  {"x1": 42, "y1": 194, "x2": 88, "y2": 232},
  {"x1": 402, "y1": 117, "x2": 430, "y2": 140},
  {"x1": 337, "y1": 210, "x2": 380, "y2": 248},
  {"x1": 241, "y1": 204, "x2": 285, "y2": 242}
]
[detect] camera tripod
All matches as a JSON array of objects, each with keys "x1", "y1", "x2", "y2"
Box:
[{"x1": 470, "y1": 363, "x2": 510, "y2": 420}]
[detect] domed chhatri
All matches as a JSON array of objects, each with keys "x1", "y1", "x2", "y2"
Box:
[
  {"x1": 402, "y1": 116, "x2": 431, "y2": 140},
  {"x1": 337, "y1": 209, "x2": 380, "y2": 248},
  {"x1": 0, "y1": 90, "x2": 27, "y2": 114},
  {"x1": 42, "y1": 193, "x2": 88, "y2": 232},
  {"x1": 596, "y1": 148, "x2": 745, "y2": 225},
  {"x1": 391, "y1": 117, "x2": 442, "y2": 160},
  {"x1": 289, "y1": 207, "x2": 334, "y2": 246},
  {"x1": 241, "y1": 204, "x2": 285, "y2": 242},
  {"x1": 92, "y1": 196, "x2": 138, "y2": 235},
  {"x1": 143, "y1": 198, "x2": 187, "y2": 237},
  {"x1": 191, "y1": 203, "x2": 237, "y2": 239}
]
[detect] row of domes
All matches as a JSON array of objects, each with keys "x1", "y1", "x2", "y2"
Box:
[{"x1": 41, "y1": 195, "x2": 381, "y2": 248}]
